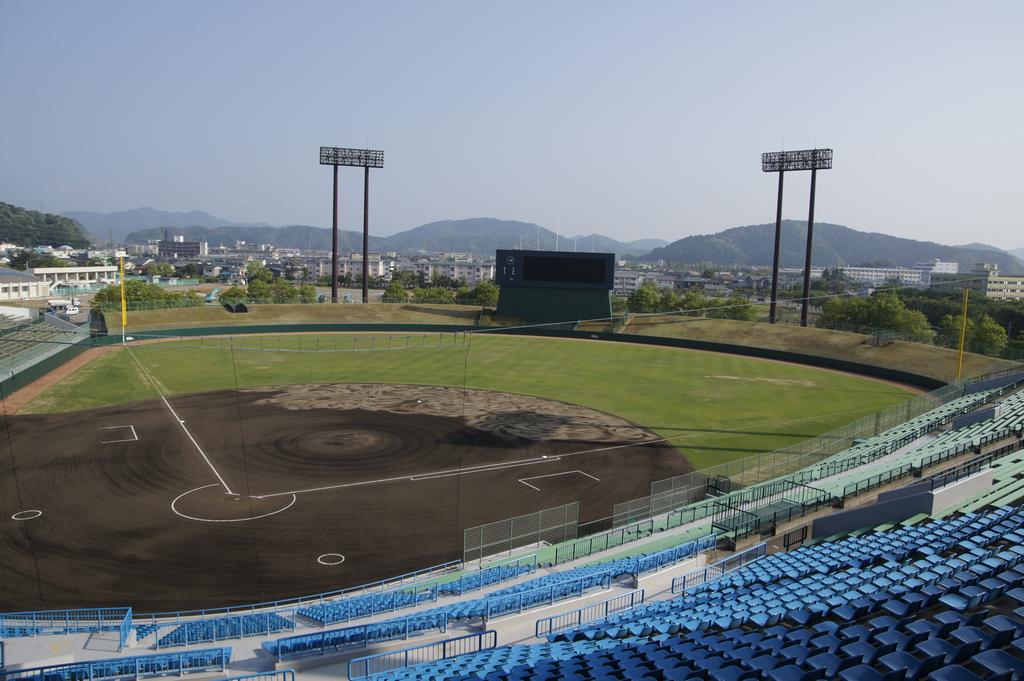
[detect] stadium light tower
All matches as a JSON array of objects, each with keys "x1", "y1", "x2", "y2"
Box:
[
  {"x1": 319, "y1": 147, "x2": 385, "y2": 304},
  {"x1": 761, "y1": 148, "x2": 833, "y2": 326}
]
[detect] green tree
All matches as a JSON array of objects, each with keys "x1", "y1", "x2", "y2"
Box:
[
  {"x1": 219, "y1": 286, "x2": 247, "y2": 305},
  {"x1": 938, "y1": 313, "x2": 1008, "y2": 356},
  {"x1": 627, "y1": 282, "x2": 661, "y2": 313},
  {"x1": 471, "y1": 280, "x2": 499, "y2": 306},
  {"x1": 382, "y1": 279, "x2": 408, "y2": 302},
  {"x1": 297, "y1": 284, "x2": 317, "y2": 304},
  {"x1": 247, "y1": 278, "x2": 271, "y2": 301},
  {"x1": 658, "y1": 288, "x2": 679, "y2": 311},
  {"x1": 817, "y1": 293, "x2": 934, "y2": 343},
  {"x1": 973, "y1": 315, "x2": 1009, "y2": 356},
  {"x1": 245, "y1": 261, "x2": 273, "y2": 283},
  {"x1": 92, "y1": 280, "x2": 201, "y2": 310},
  {"x1": 143, "y1": 262, "x2": 175, "y2": 277},
  {"x1": 411, "y1": 287, "x2": 455, "y2": 303}
]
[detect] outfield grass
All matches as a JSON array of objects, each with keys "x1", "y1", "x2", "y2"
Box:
[{"x1": 24, "y1": 333, "x2": 914, "y2": 469}]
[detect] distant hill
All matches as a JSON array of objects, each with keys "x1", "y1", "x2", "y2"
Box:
[
  {"x1": 123, "y1": 224, "x2": 394, "y2": 253},
  {"x1": 63, "y1": 207, "x2": 263, "y2": 242},
  {"x1": 384, "y1": 218, "x2": 659, "y2": 256},
  {"x1": 641, "y1": 220, "x2": 1024, "y2": 275},
  {"x1": 0, "y1": 202, "x2": 91, "y2": 248},
  {"x1": 1010, "y1": 247, "x2": 1024, "y2": 263}
]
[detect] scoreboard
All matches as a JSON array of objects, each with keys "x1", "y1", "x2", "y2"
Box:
[{"x1": 495, "y1": 250, "x2": 614, "y2": 291}]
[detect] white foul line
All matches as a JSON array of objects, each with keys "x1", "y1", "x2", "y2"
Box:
[
  {"x1": 99, "y1": 424, "x2": 139, "y2": 444},
  {"x1": 253, "y1": 435, "x2": 676, "y2": 500},
  {"x1": 160, "y1": 395, "x2": 237, "y2": 496},
  {"x1": 518, "y1": 469, "x2": 601, "y2": 491},
  {"x1": 125, "y1": 346, "x2": 236, "y2": 496},
  {"x1": 253, "y1": 456, "x2": 562, "y2": 499}
]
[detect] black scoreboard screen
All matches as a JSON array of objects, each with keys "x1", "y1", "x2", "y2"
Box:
[{"x1": 496, "y1": 250, "x2": 614, "y2": 290}]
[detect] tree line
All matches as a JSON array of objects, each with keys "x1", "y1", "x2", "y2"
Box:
[
  {"x1": 625, "y1": 282, "x2": 757, "y2": 320},
  {"x1": 816, "y1": 292, "x2": 1012, "y2": 357}
]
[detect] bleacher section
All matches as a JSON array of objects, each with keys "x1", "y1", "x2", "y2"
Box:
[
  {"x1": 439, "y1": 559, "x2": 538, "y2": 597},
  {"x1": 0, "y1": 319, "x2": 87, "y2": 375},
  {"x1": 263, "y1": 534, "x2": 717, "y2": 660},
  {"x1": 297, "y1": 587, "x2": 438, "y2": 627},
  {"x1": 154, "y1": 612, "x2": 294, "y2": 648},
  {"x1": 365, "y1": 505, "x2": 1024, "y2": 681}
]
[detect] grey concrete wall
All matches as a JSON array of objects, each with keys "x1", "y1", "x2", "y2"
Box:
[
  {"x1": 952, "y1": 406, "x2": 996, "y2": 431},
  {"x1": 812, "y1": 493, "x2": 933, "y2": 538},
  {"x1": 878, "y1": 481, "x2": 932, "y2": 504},
  {"x1": 932, "y1": 468, "x2": 994, "y2": 513},
  {"x1": 812, "y1": 469, "x2": 996, "y2": 538}
]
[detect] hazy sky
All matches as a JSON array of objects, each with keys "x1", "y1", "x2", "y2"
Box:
[{"x1": 2, "y1": 1, "x2": 1022, "y2": 247}]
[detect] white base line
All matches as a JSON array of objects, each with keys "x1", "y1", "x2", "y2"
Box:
[
  {"x1": 253, "y1": 457, "x2": 563, "y2": 499},
  {"x1": 159, "y1": 395, "x2": 237, "y2": 496},
  {"x1": 253, "y1": 436, "x2": 677, "y2": 500},
  {"x1": 518, "y1": 469, "x2": 601, "y2": 491},
  {"x1": 99, "y1": 425, "x2": 138, "y2": 444},
  {"x1": 125, "y1": 346, "x2": 237, "y2": 496}
]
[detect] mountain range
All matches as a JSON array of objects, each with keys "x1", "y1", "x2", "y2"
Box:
[
  {"x1": 642, "y1": 220, "x2": 1024, "y2": 275},
  {"x1": 114, "y1": 215, "x2": 666, "y2": 258},
  {"x1": 48, "y1": 205, "x2": 1024, "y2": 272},
  {"x1": 65, "y1": 207, "x2": 270, "y2": 242}
]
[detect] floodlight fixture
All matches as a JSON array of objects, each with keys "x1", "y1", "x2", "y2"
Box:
[
  {"x1": 761, "y1": 148, "x2": 833, "y2": 327},
  {"x1": 320, "y1": 146, "x2": 385, "y2": 304},
  {"x1": 761, "y1": 148, "x2": 833, "y2": 173},
  {"x1": 320, "y1": 147, "x2": 384, "y2": 168}
]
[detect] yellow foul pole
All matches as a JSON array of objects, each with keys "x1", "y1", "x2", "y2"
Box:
[
  {"x1": 955, "y1": 287, "x2": 969, "y2": 382},
  {"x1": 119, "y1": 256, "x2": 127, "y2": 344}
]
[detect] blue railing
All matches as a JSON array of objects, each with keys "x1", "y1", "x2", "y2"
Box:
[
  {"x1": 295, "y1": 584, "x2": 439, "y2": 627},
  {"x1": 671, "y1": 542, "x2": 768, "y2": 594},
  {"x1": 535, "y1": 589, "x2": 645, "y2": 637},
  {"x1": 0, "y1": 647, "x2": 231, "y2": 681},
  {"x1": 632, "y1": 532, "x2": 718, "y2": 577},
  {"x1": 483, "y1": 570, "x2": 614, "y2": 620},
  {"x1": 348, "y1": 630, "x2": 497, "y2": 679},
  {"x1": 0, "y1": 607, "x2": 133, "y2": 651},
  {"x1": 440, "y1": 554, "x2": 538, "y2": 596},
  {"x1": 264, "y1": 612, "x2": 449, "y2": 661},
  {"x1": 151, "y1": 611, "x2": 296, "y2": 649},
  {"x1": 137, "y1": 559, "x2": 460, "y2": 622},
  {"x1": 224, "y1": 672, "x2": 295, "y2": 681}
]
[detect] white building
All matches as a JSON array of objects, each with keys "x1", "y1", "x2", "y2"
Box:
[
  {"x1": 0, "y1": 268, "x2": 51, "y2": 300},
  {"x1": 28, "y1": 265, "x2": 119, "y2": 290},
  {"x1": 840, "y1": 266, "x2": 925, "y2": 287},
  {"x1": 912, "y1": 260, "x2": 959, "y2": 286}
]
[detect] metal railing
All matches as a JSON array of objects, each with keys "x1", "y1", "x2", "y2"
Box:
[
  {"x1": 534, "y1": 589, "x2": 645, "y2": 637},
  {"x1": 0, "y1": 607, "x2": 133, "y2": 652},
  {"x1": 0, "y1": 647, "x2": 231, "y2": 681},
  {"x1": 632, "y1": 533, "x2": 719, "y2": 577},
  {"x1": 483, "y1": 571, "x2": 614, "y2": 621},
  {"x1": 671, "y1": 542, "x2": 769, "y2": 594},
  {"x1": 136, "y1": 558, "x2": 459, "y2": 623},
  {"x1": 348, "y1": 630, "x2": 497, "y2": 679},
  {"x1": 267, "y1": 613, "x2": 449, "y2": 661},
  {"x1": 224, "y1": 672, "x2": 295, "y2": 681}
]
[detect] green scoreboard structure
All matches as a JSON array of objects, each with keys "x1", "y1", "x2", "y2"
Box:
[{"x1": 494, "y1": 250, "x2": 614, "y2": 325}]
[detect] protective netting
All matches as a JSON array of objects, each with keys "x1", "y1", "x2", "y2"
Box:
[{"x1": 0, "y1": 321, "x2": 956, "y2": 612}]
